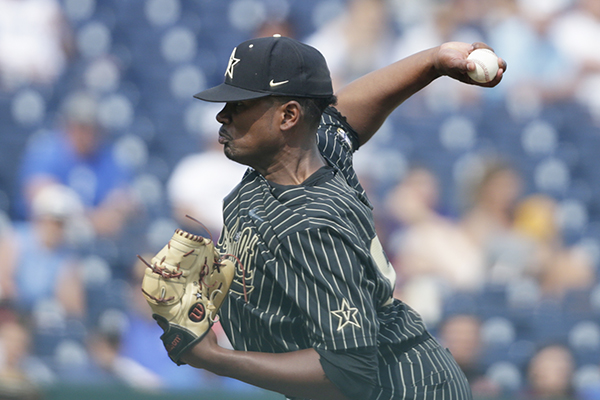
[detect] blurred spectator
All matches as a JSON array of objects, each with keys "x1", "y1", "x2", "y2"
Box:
[
  {"x1": 0, "y1": 184, "x2": 86, "y2": 317},
  {"x1": 432, "y1": 0, "x2": 490, "y2": 44},
  {"x1": 0, "y1": 0, "x2": 74, "y2": 91},
  {"x1": 0, "y1": 314, "x2": 41, "y2": 400},
  {"x1": 438, "y1": 314, "x2": 500, "y2": 397},
  {"x1": 549, "y1": 0, "x2": 600, "y2": 122},
  {"x1": 392, "y1": 0, "x2": 491, "y2": 59},
  {"x1": 521, "y1": 343, "x2": 576, "y2": 399},
  {"x1": 306, "y1": 0, "x2": 397, "y2": 90},
  {"x1": 17, "y1": 91, "x2": 137, "y2": 238},
  {"x1": 0, "y1": 0, "x2": 598, "y2": 397},
  {"x1": 386, "y1": 167, "x2": 483, "y2": 325},
  {"x1": 487, "y1": 0, "x2": 572, "y2": 106},
  {"x1": 87, "y1": 329, "x2": 161, "y2": 391},
  {"x1": 386, "y1": 167, "x2": 485, "y2": 327},
  {"x1": 460, "y1": 160, "x2": 521, "y2": 245},
  {"x1": 386, "y1": 0, "x2": 492, "y2": 114},
  {"x1": 388, "y1": 166, "x2": 484, "y2": 291},
  {"x1": 459, "y1": 159, "x2": 537, "y2": 285},
  {"x1": 254, "y1": 18, "x2": 296, "y2": 39},
  {"x1": 167, "y1": 132, "x2": 247, "y2": 237},
  {"x1": 513, "y1": 194, "x2": 595, "y2": 299}
]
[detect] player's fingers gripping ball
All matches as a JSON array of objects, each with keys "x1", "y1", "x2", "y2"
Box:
[
  {"x1": 140, "y1": 228, "x2": 234, "y2": 365},
  {"x1": 467, "y1": 48, "x2": 500, "y2": 83}
]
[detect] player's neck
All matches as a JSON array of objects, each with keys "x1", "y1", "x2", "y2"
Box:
[{"x1": 260, "y1": 144, "x2": 326, "y2": 186}]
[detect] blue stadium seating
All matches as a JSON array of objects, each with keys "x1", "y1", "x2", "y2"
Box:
[{"x1": 2, "y1": 0, "x2": 600, "y2": 394}]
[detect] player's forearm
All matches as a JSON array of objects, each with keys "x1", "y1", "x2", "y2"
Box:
[
  {"x1": 336, "y1": 42, "x2": 505, "y2": 146},
  {"x1": 335, "y1": 46, "x2": 441, "y2": 145},
  {"x1": 185, "y1": 345, "x2": 350, "y2": 400}
]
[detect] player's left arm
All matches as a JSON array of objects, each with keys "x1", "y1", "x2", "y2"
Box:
[
  {"x1": 141, "y1": 228, "x2": 353, "y2": 399},
  {"x1": 182, "y1": 334, "x2": 351, "y2": 400},
  {"x1": 180, "y1": 226, "x2": 378, "y2": 400},
  {"x1": 335, "y1": 42, "x2": 507, "y2": 146}
]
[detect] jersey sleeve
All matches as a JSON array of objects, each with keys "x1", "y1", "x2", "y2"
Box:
[
  {"x1": 316, "y1": 108, "x2": 373, "y2": 209},
  {"x1": 316, "y1": 346, "x2": 378, "y2": 400},
  {"x1": 319, "y1": 107, "x2": 361, "y2": 152},
  {"x1": 278, "y1": 226, "x2": 379, "y2": 351}
]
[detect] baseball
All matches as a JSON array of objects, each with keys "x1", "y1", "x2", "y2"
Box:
[{"x1": 467, "y1": 49, "x2": 499, "y2": 83}]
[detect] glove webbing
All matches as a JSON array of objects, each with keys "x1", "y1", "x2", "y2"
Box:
[
  {"x1": 184, "y1": 214, "x2": 248, "y2": 303},
  {"x1": 140, "y1": 216, "x2": 248, "y2": 304}
]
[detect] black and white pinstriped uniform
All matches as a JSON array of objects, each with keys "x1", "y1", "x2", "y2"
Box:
[{"x1": 217, "y1": 107, "x2": 472, "y2": 399}]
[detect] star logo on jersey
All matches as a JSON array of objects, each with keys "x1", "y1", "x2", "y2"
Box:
[
  {"x1": 331, "y1": 299, "x2": 361, "y2": 331},
  {"x1": 225, "y1": 47, "x2": 240, "y2": 80}
]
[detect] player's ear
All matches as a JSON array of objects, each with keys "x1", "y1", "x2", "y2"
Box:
[{"x1": 279, "y1": 100, "x2": 301, "y2": 131}]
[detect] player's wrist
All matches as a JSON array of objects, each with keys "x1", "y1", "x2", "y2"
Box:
[
  {"x1": 427, "y1": 46, "x2": 445, "y2": 80},
  {"x1": 181, "y1": 328, "x2": 222, "y2": 368}
]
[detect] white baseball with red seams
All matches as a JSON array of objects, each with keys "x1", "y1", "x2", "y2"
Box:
[{"x1": 467, "y1": 48, "x2": 499, "y2": 83}]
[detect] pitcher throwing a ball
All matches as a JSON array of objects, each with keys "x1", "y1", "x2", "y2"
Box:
[{"x1": 142, "y1": 35, "x2": 505, "y2": 400}]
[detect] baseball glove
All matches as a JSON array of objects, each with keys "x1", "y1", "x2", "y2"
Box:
[{"x1": 140, "y1": 228, "x2": 234, "y2": 365}]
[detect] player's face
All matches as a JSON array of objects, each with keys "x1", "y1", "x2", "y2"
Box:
[{"x1": 216, "y1": 98, "x2": 284, "y2": 169}]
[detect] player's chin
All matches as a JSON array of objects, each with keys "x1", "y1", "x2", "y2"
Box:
[
  {"x1": 223, "y1": 146, "x2": 241, "y2": 163},
  {"x1": 224, "y1": 150, "x2": 254, "y2": 169}
]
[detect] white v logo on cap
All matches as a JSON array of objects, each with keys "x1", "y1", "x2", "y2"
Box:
[
  {"x1": 269, "y1": 79, "x2": 289, "y2": 87},
  {"x1": 225, "y1": 47, "x2": 241, "y2": 80}
]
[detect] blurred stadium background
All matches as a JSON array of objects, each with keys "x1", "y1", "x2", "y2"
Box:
[{"x1": 1, "y1": 0, "x2": 600, "y2": 399}]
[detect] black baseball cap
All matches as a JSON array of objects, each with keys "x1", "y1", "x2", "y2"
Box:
[{"x1": 194, "y1": 35, "x2": 333, "y2": 102}]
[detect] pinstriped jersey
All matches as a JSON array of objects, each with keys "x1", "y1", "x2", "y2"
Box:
[{"x1": 217, "y1": 107, "x2": 428, "y2": 359}]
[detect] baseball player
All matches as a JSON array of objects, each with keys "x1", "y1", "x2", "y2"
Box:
[{"x1": 146, "y1": 36, "x2": 506, "y2": 400}]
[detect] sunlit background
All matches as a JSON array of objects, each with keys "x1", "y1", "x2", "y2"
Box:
[{"x1": 1, "y1": 0, "x2": 600, "y2": 399}]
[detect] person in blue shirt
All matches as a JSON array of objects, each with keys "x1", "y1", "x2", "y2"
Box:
[{"x1": 17, "y1": 91, "x2": 136, "y2": 237}]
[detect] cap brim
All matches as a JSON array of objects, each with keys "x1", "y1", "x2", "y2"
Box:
[{"x1": 193, "y1": 83, "x2": 270, "y2": 102}]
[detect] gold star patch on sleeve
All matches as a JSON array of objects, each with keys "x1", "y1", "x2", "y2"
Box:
[{"x1": 331, "y1": 299, "x2": 361, "y2": 331}]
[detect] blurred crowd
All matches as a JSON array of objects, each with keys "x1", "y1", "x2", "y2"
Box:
[{"x1": 1, "y1": 0, "x2": 600, "y2": 399}]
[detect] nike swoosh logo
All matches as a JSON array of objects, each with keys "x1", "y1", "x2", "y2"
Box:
[
  {"x1": 269, "y1": 79, "x2": 289, "y2": 87},
  {"x1": 249, "y1": 208, "x2": 264, "y2": 222}
]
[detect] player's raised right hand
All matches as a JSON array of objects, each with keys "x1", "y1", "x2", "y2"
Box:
[{"x1": 433, "y1": 41, "x2": 506, "y2": 87}]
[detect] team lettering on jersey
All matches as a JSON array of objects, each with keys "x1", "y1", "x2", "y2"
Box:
[{"x1": 219, "y1": 219, "x2": 257, "y2": 297}]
